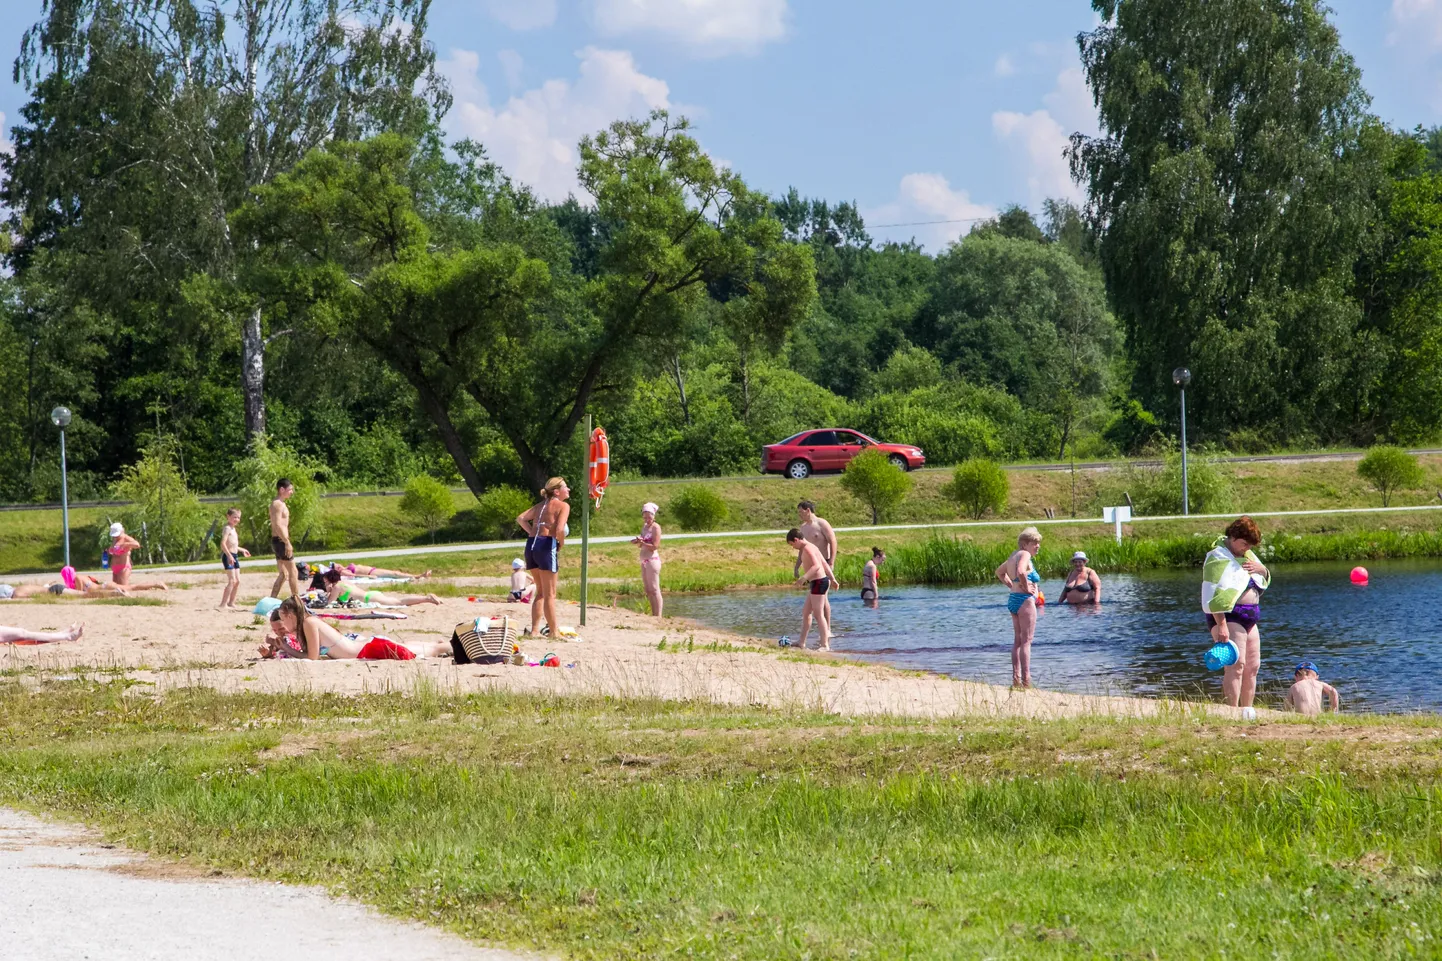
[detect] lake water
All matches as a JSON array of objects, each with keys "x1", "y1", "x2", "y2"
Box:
[{"x1": 662, "y1": 559, "x2": 1442, "y2": 711}]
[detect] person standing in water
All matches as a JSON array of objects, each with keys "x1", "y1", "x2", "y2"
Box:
[
  {"x1": 217, "y1": 508, "x2": 250, "y2": 610},
  {"x1": 1202, "y1": 516, "x2": 1271, "y2": 709},
  {"x1": 860, "y1": 547, "x2": 884, "y2": 606},
  {"x1": 1059, "y1": 551, "x2": 1101, "y2": 605},
  {"x1": 794, "y1": 501, "x2": 838, "y2": 634},
  {"x1": 996, "y1": 526, "x2": 1043, "y2": 688},
  {"x1": 516, "y1": 477, "x2": 571, "y2": 638},
  {"x1": 787, "y1": 528, "x2": 838, "y2": 651},
  {"x1": 632, "y1": 502, "x2": 664, "y2": 617}
]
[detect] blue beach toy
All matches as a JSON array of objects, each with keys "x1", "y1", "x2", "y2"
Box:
[
  {"x1": 778, "y1": 635, "x2": 792, "y2": 648},
  {"x1": 1204, "y1": 639, "x2": 1239, "y2": 672},
  {"x1": 253, "y1": 596, "x2": 283, "y2": 617}
]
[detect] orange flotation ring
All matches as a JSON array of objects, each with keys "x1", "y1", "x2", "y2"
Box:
[{"x1": 588, "y1": 427, "x2": 610, "y2": 507}]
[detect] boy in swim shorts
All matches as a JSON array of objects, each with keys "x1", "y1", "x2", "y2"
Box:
[
  {"x1": 218, "y1": 508, "x2": 250, "y2": 610},
  {"x1": 1283, "y1": 661, "x2": 1340, "y2": 716},
  {"x1": 508, "y1": 559, "x2": 535, "y2": 602},
  {"x1": 787, "y1": 528, "x2": 838, "y2": 652}
]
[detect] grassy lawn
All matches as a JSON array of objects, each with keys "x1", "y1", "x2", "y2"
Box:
[{"x1": 1, "y1": 681, "x2": 1438, "y2": 958}]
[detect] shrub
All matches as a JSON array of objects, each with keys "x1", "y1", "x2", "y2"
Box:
[
  {"x1": 400, "y1": 475, "x2": 456, "y2": 541},
  {"x1": 1101, "y1": 451, "x2": 1235, "y2": 516},
  {"x1": 942, "y1": 459, "x2": 1009, "y2": 519},
  {"x1": 841, "y1": 447, "x2": 914, "y2": 524},
  {"x1": 110, "y1": 440, "x2": 210, "y2": 563},
  {"x1": 474, "y1": 486, "x2": 535, "y2": 540},
  {"x1": 336, "y1": 423, "x2": 425, "y2": 489},
  {"x1": 231, "y1": 437, "x2": 328, "y2": 551},
  {"x1": 671, "y1": 485, "x2": 729, "y2": 532},
  {"x1": 1102, "y1": 399, "x2": 1162, "y2": 455},
  {"x1": 1357, "y1": 445, "x2": 1425, "y2": 507}
]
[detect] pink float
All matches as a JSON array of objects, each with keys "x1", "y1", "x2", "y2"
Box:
[{"x1": 1350, "y1": 566, "x2": 1369, "y2": 585}]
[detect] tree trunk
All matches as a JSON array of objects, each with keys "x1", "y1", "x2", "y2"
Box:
[
  {"x1": 410, "y1": 380, "x2": 487, "y2": 499},
  {"x1": 672, "y1": 353, "x2": 691, "y2": 426},
  {"x1": 242, "y1": 303, "x2": 266, "y2": 437}
]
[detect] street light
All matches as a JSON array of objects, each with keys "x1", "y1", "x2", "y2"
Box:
[
  {"x1": 51, "y1": 406, "x2": 72, "y2": 568},
  {"x1": 1172, "y1": 368, "x2": 1191, "y2": 516}
]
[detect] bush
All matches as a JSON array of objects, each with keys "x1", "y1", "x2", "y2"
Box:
[
  {"x1": 336, "y1": 423, "x2": 425, "y2": 489},
  {"x1": 400, "y1": 475, "x2": 456, "y2": 541},
  {"x1": 231, "y1": 437, "x2": 328, "y2": 551},
  {"x1": 670, "y1": 485, "x2": 729, "y2": 532},
  {"x1": 110, "y1": 440, "x2": 211, "y2": 563},
  {"x1": 942, "y1": 459, "x2": 1009, "y2": 519},
  {"x1": 474, "y1": 486, "x2": 535, "y2": 540},
  {"x1": 1357, "y1": 445, "x2": 1425, "y2": 507},
  {"x1": 840, "y1": 447, "x2": 914, "y2": 524},
  {"x1": 1101, "y1": 451, "x2": 1235, "y2": 516},
  {"x1": 1102, "y1": 399, "x2": 1163, "y2": 455}
]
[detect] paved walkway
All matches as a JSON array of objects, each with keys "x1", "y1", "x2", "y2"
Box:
[{"x1": 0, "y1": 809, "x2": 531, "y2": 961}]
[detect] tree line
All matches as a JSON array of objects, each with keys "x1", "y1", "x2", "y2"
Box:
[{"x1": 3, "y1": 0, "x2": 1442, "y2": 506}]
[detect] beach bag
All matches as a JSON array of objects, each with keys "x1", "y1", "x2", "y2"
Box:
[{"x1": 451, "y1": 616, "x2": 516, "y2": 665}]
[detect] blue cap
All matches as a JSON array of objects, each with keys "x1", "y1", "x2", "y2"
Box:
[{"x1": 1294, "y1": 660, "x2": 1319, "y2": 675}]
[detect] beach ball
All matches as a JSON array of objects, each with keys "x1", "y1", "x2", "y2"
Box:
[
  {"x1": 253, "y1": 596, "x2": 283, "y2": 616},
  {"x1": 1350, "y1": 566, "x2": 1369, "y2": 585}
]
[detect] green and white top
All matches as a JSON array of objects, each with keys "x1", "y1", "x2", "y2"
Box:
[{"x1": 1201, "y1": 536, "x2": 1270, "y2": 614}]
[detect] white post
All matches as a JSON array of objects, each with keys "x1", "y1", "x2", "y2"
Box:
[{"x1": 1103, "y1": 506, "x2": 1132, "y2": 546}]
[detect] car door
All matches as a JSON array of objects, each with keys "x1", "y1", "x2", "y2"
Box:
[
  {"x1": 799, "y1": 431, "x2": 838, "y2": 470},
  {"x1": 832, "y1": 431, "x2": 865, "y2": 469}
]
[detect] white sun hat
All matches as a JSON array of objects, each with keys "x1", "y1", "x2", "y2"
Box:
[{"x1": 109, "y1": 522, "x2": 124, "y2": 538}]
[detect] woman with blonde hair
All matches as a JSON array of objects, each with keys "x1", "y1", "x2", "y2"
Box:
[
  {"x1": 517, "y1": 477, "x2": 571, "y2": 637},
  {"x1": 995, "y1": 526, "x2": 1043, "y2": 688}
]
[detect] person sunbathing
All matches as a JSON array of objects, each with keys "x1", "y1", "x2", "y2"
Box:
[
  {"x1": 320, "y1": 570, "x2": 439, "y2": 607},
  {"x1": 0, "y1": 622, "x2": 84, "y2": 644},
  {"x1": 334, "y1": 562, "x2": 431, "y2": 580},
  {"x1": 0, "y1": 579, "x2": 129, "y2": 599},
  {"x1": 266, "y1": 597, "x2": 451, "y2": 659}
]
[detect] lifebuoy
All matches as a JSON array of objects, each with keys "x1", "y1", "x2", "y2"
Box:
[{"x1": 588, "y1": 427, "x2": 610, "y2": 507}]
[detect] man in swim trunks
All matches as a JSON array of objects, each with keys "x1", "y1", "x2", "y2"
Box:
[
  {"x1": 268, "y1": 478, "x2": 315, "y2": 657},
  {"x1": 794, "y1": 501, "x2": 838, "y2": 636},
  {"x1": 788, "y1": 528, "x2": 838, "y2": 652}
]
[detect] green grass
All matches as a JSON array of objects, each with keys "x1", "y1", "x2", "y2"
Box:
[{"x1": 1, "y1": 681, "x2": 1439, "y2": 959}]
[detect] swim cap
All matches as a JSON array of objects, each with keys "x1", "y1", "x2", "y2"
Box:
[
  {"x1": 60, "y1": 566, "x2": 77, "y2": 590},
  {"x1": 512, "y1": 558, "x2": 524, "y2": 569},
  {"x1": 109, "y1": 522, "x2": 124, "y2": 538},
  {"x1": 642, "y1": 502, "x2": 659, "y2": 515}
]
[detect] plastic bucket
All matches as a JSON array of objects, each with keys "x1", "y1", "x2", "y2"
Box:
[{"x1": 1204, "y1": 639, "x2": 1240, "y2": 671}]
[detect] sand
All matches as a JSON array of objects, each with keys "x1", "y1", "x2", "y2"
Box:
[{"x1": 0, "y1": 570, "x2": 1246, "y2": 721}]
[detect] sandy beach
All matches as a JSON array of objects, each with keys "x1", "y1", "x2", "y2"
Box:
[{"x1": 0, "y1": 569, "x2": 1247, "y2": 721}]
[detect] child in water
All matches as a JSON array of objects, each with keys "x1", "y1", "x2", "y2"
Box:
[
  {"x1": 996, "y1": 526, "x2": 1043, "y2": 688},
  {"x1": 1283, "y1": 661, "x2": 1340, "y2": 716}
]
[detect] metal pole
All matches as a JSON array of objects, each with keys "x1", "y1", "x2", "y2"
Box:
[
  {"x1": 579, "y1": 413, "x2": 591, "y2": 627},
  {"x1": 58, "y1": 428, "x2": 70, "y2": 568},
  {"x1": 1179, "y1": 386, "x2": 1189, "y2": 517}
]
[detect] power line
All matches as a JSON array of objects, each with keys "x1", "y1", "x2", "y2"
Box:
[{"x1": 865, "y1": 216, "x2": 991, "y2": 229}]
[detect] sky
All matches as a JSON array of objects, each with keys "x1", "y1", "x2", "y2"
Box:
[{"x1": 0, "y1": 0, "x2": 1440, "y2": 251}]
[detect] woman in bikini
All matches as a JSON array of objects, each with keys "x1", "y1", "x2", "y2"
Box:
[
  {"x1": 1203, "y1": 516, "x2": 1271, "y2": 709},
  {"x1": 336, "y1": 562, "x2": 431, "y2": 580},
  {"x1": 631, "y1": 502, "x2": 663, "y2": 617},
  {"x1": 1059, "y1": 551, "x2": 1101, "y2": 605},
  {"x1": 995, "y1": 526, "x2": 1043, "y2": 688},
  {"x1": 106, "y1": 523, "x2": 169, "y2": 591},
  {"x1": 265, "y1": 597, "x2": 452, "y2": 659},
  {"x1": 860, "y1": 547, "x2": 885, "y2": 607},
  {"x1": 516, "y1": 477, "x2": 571, "y2": 637},
  {"x1": 320, "y1": 570, "x2": 439, "y2": 607}
]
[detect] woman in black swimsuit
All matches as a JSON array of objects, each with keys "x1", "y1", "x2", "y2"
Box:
[
  {"x1": 516, "y1": 477, "x2": 571, "y2": 637},
  {"x1": 1059, "y1": 551, "x2": 1101, "y2": 605}
]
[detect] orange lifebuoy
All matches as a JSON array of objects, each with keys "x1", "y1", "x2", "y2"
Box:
[{"x1": 588, "y1": 427, "x2": 610, "y2": 507}]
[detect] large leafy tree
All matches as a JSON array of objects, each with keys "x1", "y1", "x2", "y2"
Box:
[
  {"x1": 5, "y1": 0, "x2": 448, "y2": 441},
  {"x1": 1070, "y1": 0, "x2": 1389, "y2": 442}
]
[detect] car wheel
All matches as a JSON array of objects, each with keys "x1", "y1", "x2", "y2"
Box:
[
  {"x1": 786, "y1": 459, "x2": 812, "y2": 480},
  {"x1": 888, "y1": 454, "x2": 909, "y2": 471}
]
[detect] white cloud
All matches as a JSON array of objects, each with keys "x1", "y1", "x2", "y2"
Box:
[
  {"x1": 484, "y1": 0, "x2": 557, "y2": 31},
  {"x1": 992, "y1": 64, "x2": 1098, "y2": 209},
  {"x1": 497, "y1": 49, "x2": 524, "y2": 90},
  {"x1": 593, "y1": 0, "x2": 787, "y2": 56},
  {"x1": 1391, "y1": 0, "x2": 1442, "y2": 49},
  {"x1": 438, "y1": 46, "x2": 672, "y2": 200},
  {"x1": 994, "y1": 54, "x2": 1016, "y2": 78},
  {"x1": 863, "y1": 173, "x2": 997, "y2": 253}
]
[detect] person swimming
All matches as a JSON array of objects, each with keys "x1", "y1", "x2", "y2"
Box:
[{"x1": 1059, "y1": 551, "x2": 1101, "y2": 605}]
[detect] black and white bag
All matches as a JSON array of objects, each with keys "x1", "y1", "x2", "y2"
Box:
[{"x1": 451, "y1": 616, "x2": 516, "y2": 665}]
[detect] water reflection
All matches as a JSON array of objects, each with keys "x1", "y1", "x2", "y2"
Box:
[{"x1": 663, "y1": 560, "x2": 1442, "y2": 711}]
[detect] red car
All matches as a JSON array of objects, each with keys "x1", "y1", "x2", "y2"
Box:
[{"x1": 761, "y1": 429, "x2": 925, "y2": 479}]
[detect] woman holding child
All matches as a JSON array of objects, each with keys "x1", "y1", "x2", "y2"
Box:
[{"x1": 1202, "y1": 516, "x2": 1271, "y2": 708}]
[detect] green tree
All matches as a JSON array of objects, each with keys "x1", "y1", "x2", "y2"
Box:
[
  {"x1": 841, "y1": 448, "x2": 913, "y2": 524},
  {"x1": 1357, "y1": 445, "x2": 1425, "y2": 507},
  {"x1": 670, "y1": 486, "x2": 729, "y2": 532},
  {"x1": 943, "y1": 459, "x2": 1009, "y2": 520},
  {"x1": 474, "y1": 486, "x2": 535, "y2": 540},
  {"x1": 231, "y1": 436, "x2": 328, "y2": 551},
  {"x1": 111, "y1": 440, "x2": 209, "y2": 563},
  {"x1": 1071, "y1": 0, "x2": 1387, "y2": 441},
  {"x1": 400, "y1": 475, "x2": 455, "y2": 541},
  {"x1": 6, "y1": 0, "x2": 448, "y2": 440}
]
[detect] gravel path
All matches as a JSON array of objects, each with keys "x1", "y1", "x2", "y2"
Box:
[{"x1": 0, "y1": 809, "x2": 532, "y2": 961}]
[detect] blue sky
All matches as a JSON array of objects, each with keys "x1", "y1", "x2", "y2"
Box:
[{"x1": 0, "y1": 1, "x2": 1438, "y2": 249}]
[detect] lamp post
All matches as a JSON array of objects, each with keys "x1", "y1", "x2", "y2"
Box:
[
  {"x1": 1172, "y1": 368, "x2": 1191, "y2": 516},
  {"x1": 51, "y1": 406, "x2": 72, "y2": 567}
]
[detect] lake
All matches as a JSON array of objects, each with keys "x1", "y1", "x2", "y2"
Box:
[{"x1": 662, "y1": 559, "x2": 1442, "y2": 711}]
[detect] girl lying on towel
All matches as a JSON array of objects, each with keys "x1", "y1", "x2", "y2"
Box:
[
  {"x1": 262, "y1": 597, "x2": 452, "y2": 660},
  {"x1": 321, "y1": 569, "x2": 440, "y2": 607}
]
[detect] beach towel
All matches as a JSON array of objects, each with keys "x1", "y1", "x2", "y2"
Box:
[
  {"x1": 321, "y1": 611, "x2": 408, "y2": 621},
  {"x1": 1201, "y1": 536, "x2": 1271, "y2": 614}
]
